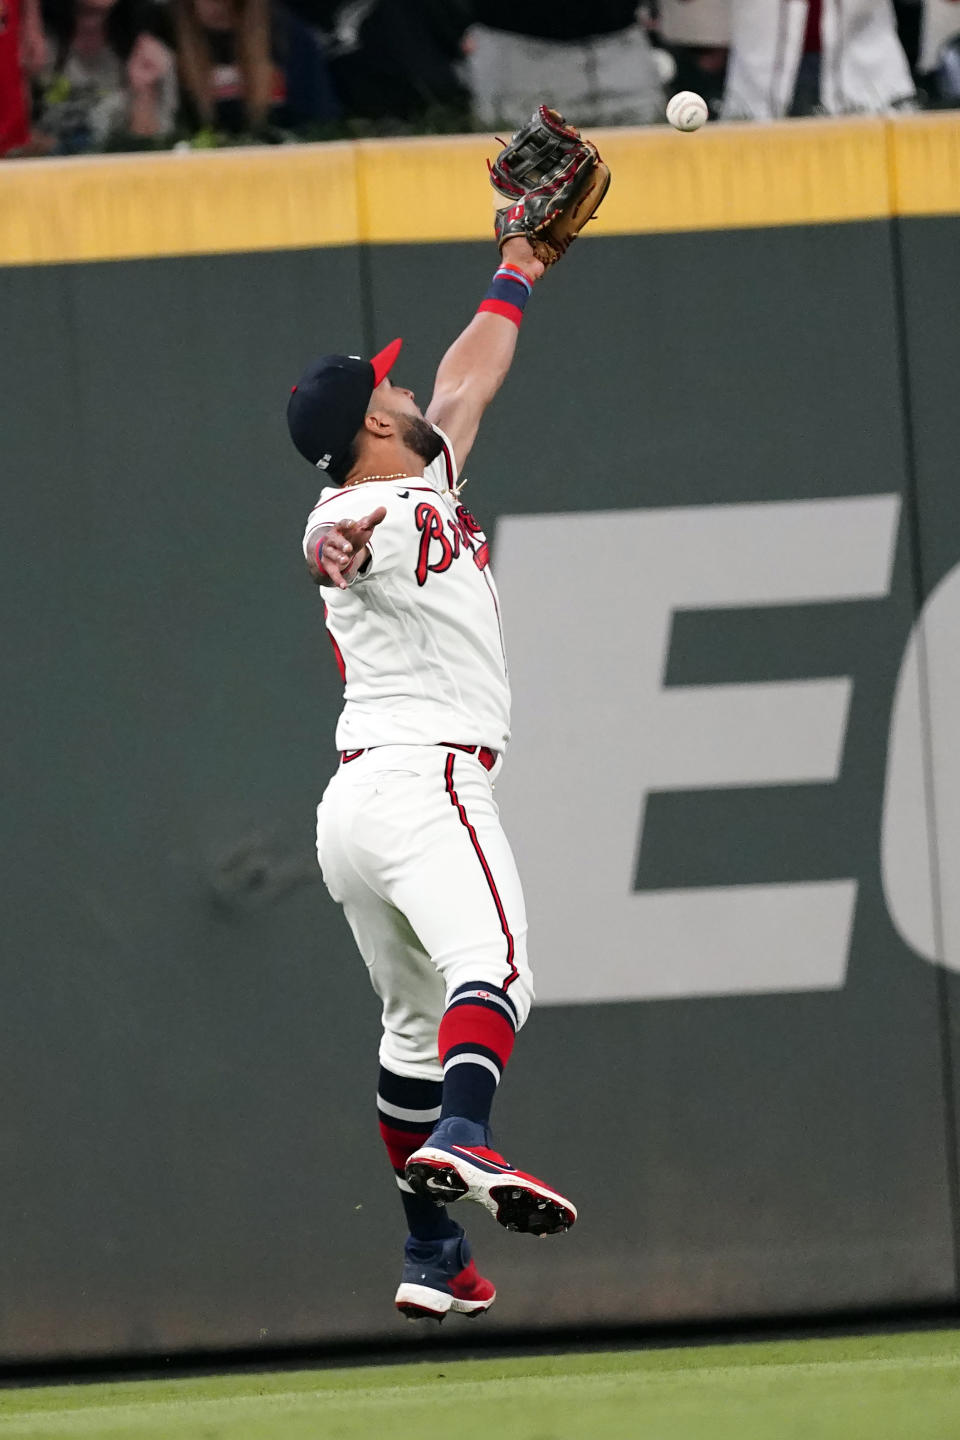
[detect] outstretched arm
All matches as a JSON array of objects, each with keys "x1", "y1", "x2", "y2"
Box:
[
  {"x1": 305, "y1": 508, "x2": 387, "y2": 589},
  {"x1": 425, "y1": 237, "x2": 544, "y2": 470}
]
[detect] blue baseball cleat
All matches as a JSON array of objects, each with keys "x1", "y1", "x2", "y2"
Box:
[
  {"x1": 394, "y1": 1225, "x2": 496, "y2": 1321},
  {"x1": 404, "y1": 1117, "x2": 577, "y2": 1237}
]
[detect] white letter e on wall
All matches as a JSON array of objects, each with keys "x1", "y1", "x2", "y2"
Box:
[{"x1": 495, "y1": 496, "x2": 899, "y2": 1004}]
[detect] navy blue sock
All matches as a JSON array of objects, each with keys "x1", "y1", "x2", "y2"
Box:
[
  {"x1": 440, "y1": 1064, "x2": 498, "y2": 1126},
  {"x1": 438, "y1": 983, "x2": 518, "y2": 1126},
  {"x1": 377, "y1": 1066, "x2": 460, "y2": 1242}
]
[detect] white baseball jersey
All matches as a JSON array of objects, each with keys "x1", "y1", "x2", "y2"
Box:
[{"x1": 302, "y1": 426, "x2": 511, "y2": 753}]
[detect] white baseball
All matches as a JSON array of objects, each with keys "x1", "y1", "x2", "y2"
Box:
[{"x1": 666, "y1": 91, "x2": 708, "y2": 132}]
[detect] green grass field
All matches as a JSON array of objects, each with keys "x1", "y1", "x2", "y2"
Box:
[{"x1": 1, "y1": 1329, "x2": 958, "y2": 1440}]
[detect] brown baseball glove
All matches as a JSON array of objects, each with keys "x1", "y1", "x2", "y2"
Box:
[{"x1": 488, "y1": 105, "x2": 611, "y2": 268}]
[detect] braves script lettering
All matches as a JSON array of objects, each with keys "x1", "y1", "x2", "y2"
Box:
[{"x1": 414, "y1": 502, "x2": 454, "y2": 586}]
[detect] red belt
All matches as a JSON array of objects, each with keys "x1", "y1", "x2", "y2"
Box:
[{"x1": 340, "y1": 743, "x2": 497, "y2": 772}]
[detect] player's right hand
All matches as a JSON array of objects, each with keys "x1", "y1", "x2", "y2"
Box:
[{"x1": 320, "y1": 508, "x2": 387, "y2": 589}]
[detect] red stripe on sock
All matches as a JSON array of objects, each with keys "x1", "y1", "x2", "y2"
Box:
[
  {"x1": 439, "y1": 1003, "x2": 516, "y2": 1070},
  {"x1": 378, "y1": 1120, "x2": 430, "y2": 1172}
]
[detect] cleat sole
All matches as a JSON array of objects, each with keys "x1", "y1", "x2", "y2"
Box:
[
  {"x1": 395, "y1": 1280, "x2": 494, "y2": 1321},
  {"x1": 405, "y1": 1160, "x2": 469, "y2": 1204},
  {"x1": 395, "y1": 1281, "x2": 452, "y2": 1319},
  {"x1": 489, "y1": 1184, "x2": 574, "y2": 1236},
  {"x1": 405, "y1": 1147, "x2": 577, "y2": 1236}
]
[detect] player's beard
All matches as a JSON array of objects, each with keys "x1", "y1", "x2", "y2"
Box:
[{"x1": 398, "y1": 414, "x2": 444, "y2": 467}]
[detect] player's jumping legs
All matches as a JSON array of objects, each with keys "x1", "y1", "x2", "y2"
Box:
[
  {"x1": 379, "y1": 749, "x2": 533, "y2": 1122},
  {"x1": 317, "y1": 778, "x2": 497, "y2": 1314},
  {"x1": 318, "y1": 747, "x2": 576, "y2": 1237},
  {"x1": 382, "y1": 749, "x2": 576, "y2": 1234}
]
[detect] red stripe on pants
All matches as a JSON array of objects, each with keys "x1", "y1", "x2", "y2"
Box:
[{"x1": 443, "y1": 753, "x2": 520, "y2": 989}]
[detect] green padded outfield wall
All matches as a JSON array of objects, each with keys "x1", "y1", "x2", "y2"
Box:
[{"x1": 2, "y1": 118, "x2": 960, "y2": 1361}]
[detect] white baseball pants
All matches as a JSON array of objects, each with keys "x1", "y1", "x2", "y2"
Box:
[{"x1": 315, "y1": 745, "x2": 534, "y2": 1082}]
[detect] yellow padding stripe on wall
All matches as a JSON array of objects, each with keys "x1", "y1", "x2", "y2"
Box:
[
  {"x1": 361, "y1": 117, "x2": 892, "y2": 244},
  {"x1": 890, "y1": 112, "x2": 960, "y2": 216},
  {"x1": 0, "y1": 143, "x2": 361, "y2": 265},
  {"x1": 1, "y1": 113, "x2": 959, "y2": 268}
]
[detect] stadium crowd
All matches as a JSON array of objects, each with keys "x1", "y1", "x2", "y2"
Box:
[{"x1": 1, "y1": 0, "x2": 959, "y2": 158}]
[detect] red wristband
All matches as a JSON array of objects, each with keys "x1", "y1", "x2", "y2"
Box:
[
  {"x1": 477, "y1": 263, "x2": 533, "y2": 330},
  {"x1": 478, "y1": 297, "x2": 525, "y2": 325}
]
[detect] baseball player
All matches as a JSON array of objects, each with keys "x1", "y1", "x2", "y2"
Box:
[{"x1": 287, "y1": 110, "x2": 608, "y2": 1322}]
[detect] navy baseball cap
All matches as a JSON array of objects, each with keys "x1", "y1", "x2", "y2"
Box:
[{"x1": 287, "y1": 337, "x2": 403, "y2": 473}]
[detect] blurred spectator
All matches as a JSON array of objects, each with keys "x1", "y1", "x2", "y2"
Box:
[
  {"x1": 305, "y1": 0, "x2": 471, "y2": 126},
  {"x1": 1, "y1": 0, "x2": 45, "y2": 152},
  {"x1": 174, "y1": 0, "x2": 338, "y2": 136},
  {"x1": 658, "y1": 0, "x2": 729, "y2": 116},
  {"x1": 895, "y1": 0, "x2": 923, "y2": 70},
  {"x1": 465, "y1": 1, "x2": 664, "y2": 127},
  {"x1": 720, "y1": 0, "x2": 916, "y2": 118},
  {"x1": 917, "y1": 0, "x2": 960, "y2": 101},
  {"x1": 36, "y1": 0, "x2": 176, "y2": 151},
  {"x1": 9, "y1": 0, "x2": 959, "y2": 161}
]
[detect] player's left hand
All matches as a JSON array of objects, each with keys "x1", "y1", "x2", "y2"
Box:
[
  {"x1": 490, "y1": 106, "x2": 611, "y2": 269},
  {"x1": 320, "y1": 508, "x2": 387, "y2": 589}
]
